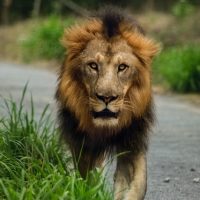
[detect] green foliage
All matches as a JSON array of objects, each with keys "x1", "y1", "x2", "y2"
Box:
[
  {"x1": 172, "y1": 0, "x2": 195, "y2": 18},
  {"x1": 153, "y1": 45, "x2": 200, "y2": 92},
  {"x1": 21, "y1": 16, "x2": 74, "y2": 61},
  {"x1": 0, "y1": 86, "x2": 112, "y2": 200}
]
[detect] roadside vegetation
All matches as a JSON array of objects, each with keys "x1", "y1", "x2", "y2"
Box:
[
  {"x1": 21, "y1": 16, "x2": 75, "y2": 61},
  {"x1": 153, "y1": 45, "x2": 200, "y2": 93},
  {"x1": 0, "y1": 87, "x2": 112, "y2": 200}
]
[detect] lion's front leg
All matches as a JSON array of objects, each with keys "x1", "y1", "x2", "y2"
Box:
[
  {"x1": 70, "y1": 144, "x2": 104, "y2": 178},
  {"x1": 114, "y1": 152, "x2": 147, "y2": 200}
]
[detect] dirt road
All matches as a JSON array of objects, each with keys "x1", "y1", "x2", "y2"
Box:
[{"x1": 0, "y1": 62, "x2": 200, "y2": 200}]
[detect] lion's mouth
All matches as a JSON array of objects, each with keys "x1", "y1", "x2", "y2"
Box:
[{"x1": 92, "y1": 108, "x2": 119, "y2": 119}]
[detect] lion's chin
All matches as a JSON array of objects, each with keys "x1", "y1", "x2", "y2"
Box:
[{"x1": 92, "y1": 118, "x2": 119, "y2": 128}]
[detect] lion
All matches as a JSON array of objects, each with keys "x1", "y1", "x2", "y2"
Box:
[{"x1": 56, "y1": 6, "x2": 160, "y2": 200}]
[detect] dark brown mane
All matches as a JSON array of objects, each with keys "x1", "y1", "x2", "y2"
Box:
[{"x1": 94, "y1": 6, "x2": 145, "y2": 38}]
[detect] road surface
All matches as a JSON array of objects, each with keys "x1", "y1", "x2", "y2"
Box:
[{"x1": 0, "y1": 62, "x2": 200, "y2": 200}]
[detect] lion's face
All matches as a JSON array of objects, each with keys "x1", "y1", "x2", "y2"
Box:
[
  {"x1": 57, "y1": 18, "x2": 159, "y2": 133},
  {"x1": 81, "y1": 38, "x2": 139, "y2": 127}
]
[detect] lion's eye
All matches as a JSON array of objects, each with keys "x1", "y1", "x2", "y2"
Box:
[
  {"x1": 88, "y1": 62, "x2": 98, "y2": 71},
  {"x1": 118, "y1": 64, "x2": 129, "y2": 72}
]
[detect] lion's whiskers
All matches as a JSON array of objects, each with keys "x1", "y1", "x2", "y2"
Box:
[
  {"x1": 123, "y1": 101, "x2": 137, "y2": 111},
  {"x1": 89, "y1": 98, "x2": 136, "y2": 112}
]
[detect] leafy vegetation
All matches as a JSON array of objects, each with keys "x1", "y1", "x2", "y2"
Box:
[
  {"x1": 171, "y1": 0, "x2": 195, "y2": 18},
  {"x1": 153, "y1": 45, "x2": 200, "y2": 92},
  {"x1": 0, "y1": 87, "x2": 112, "y2": 200},
  {"x1": 21, "y1": 16, "x2": 74, "y2": 61}
]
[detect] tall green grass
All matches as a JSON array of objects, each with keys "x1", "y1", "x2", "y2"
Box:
[
  {"x1": 21, "y1": 16, "x2": 74, "y2": 61},
  {"x1": 153, "y1": 45, "x2": 200, "y2": 92},
  {"x1": 0, "y1": 87, "x2": 112, "y2": 200}
]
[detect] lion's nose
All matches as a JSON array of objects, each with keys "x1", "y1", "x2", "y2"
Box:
[{"x1": 96, "y1": 93, "x2": 118, "y2": 104}]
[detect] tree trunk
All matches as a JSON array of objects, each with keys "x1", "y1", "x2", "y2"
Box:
[
  {"x1": 60, "y1": 0, "x2": 89, "y2": 17},
  {"x1": 32, "y1": 0, "x2": 42, "y2": 18},
  {"x1": 146, "y1": 0, "x2": 155, "y2": 11},
  {"x1": 1, "y1": 0, "x2": 12, "y2": 25}
]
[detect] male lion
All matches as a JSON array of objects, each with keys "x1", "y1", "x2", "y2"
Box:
[{"x1": 56, "y1": 7, "x2": 159, "y2": 200}]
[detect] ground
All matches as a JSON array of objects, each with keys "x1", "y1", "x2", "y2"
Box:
[{"x1": 0, "y1": 62, "x2": 200, "y2": 200}]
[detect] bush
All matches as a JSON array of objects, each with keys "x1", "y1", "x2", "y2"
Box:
[
  {"x1": 0, "y1": 87, "x2": 112, "y2": 200},
  {"x1": 21, "y1": 16, "x2": 74, "y2": 61},
  {"x1": 153, "y1": 45, "x2": 200, "y2": 92},
  {"x1": 171, "y1": 0, "x2": 195, "y2": 18}
]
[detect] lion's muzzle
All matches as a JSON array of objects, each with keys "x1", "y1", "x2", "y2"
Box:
[{"x1": 95, "y1": 93, "x2": 119, "y2": 105}]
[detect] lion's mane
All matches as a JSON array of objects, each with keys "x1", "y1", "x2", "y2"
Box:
[{"x1": 56, "y1": 7, "x2": 159, "y2": 157}]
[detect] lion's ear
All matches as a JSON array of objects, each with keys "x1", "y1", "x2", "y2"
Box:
[
  {"x1": 60, "y1": 20, "x2": 102, "y2": 60},
  {"x1": 60, "y1": 25, "x2": 89, "y2": 59},
  {"x1": 122, "y1": 30, "x2": 161, "y2": 65},
  {"x1": 137, "y1": 38, "x2": 161, "y2": 65}
]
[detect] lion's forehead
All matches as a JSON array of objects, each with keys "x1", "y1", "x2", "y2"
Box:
[
  {"x1": 82, "y1": 38, "x2": 133, "y2": 61},
  {"x1": 82, "y1": 39, "x2": 137, "y2": 65}
]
